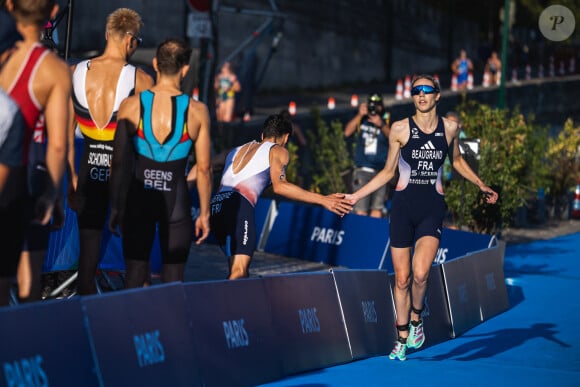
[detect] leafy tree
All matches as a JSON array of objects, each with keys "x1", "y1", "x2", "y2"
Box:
[
  {"x1": 544, "y1": 118, "x2": 580, "y2": 218},
  {"x1": 306, "y1": 108, "x2": 353, "y2": 194},
  {"x1": 285, "y1": 141, "x2": 300, "y2": 185},
  {"x1": 444, "y1": 100, "x2": 549, "y2": 233}
]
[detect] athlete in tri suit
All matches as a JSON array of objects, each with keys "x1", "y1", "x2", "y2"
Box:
[
  {"x1": 346, "y1": 74, "x2": 498, "y2": 361},
  {"x1": 210, "y1": 114, "x2": 353, "y2": 280},
  {"x1": 108, "y1": 38, "x2": 212, "y2": 288},
  {"x1": 451, "y1": 49, "x2": 473, "y2": 91},
  {"x1": 0, "y1": 1, "x2": 70, "y2": 306},
  {"x1": 68, "y1": 8, "x2": 153, "y2": 295}
]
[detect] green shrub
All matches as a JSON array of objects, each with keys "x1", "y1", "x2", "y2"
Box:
[
  {"x1": 307, "y1": 108, "x2": 353, "y2": 194},
  {"x1": 445, "y1": 100, "x2": 550, "y2": 233}
]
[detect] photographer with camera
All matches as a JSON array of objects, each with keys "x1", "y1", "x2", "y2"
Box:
[{"x1": 344, "y1": 93, "x2": 391, "y2": 218}]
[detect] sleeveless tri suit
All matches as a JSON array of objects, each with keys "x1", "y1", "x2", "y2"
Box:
[
  {"x1": 389, "y1": 117, "x2": 449, "y2": 248},
  {"x1": 71, "y1": 60, "x2": 136, "y2": 229},
  {"x1": 0, "y1": 43, "x2": 48, "y2": 275},
  {"x1": 121, "y1": 90, "x2": 193, "y2": 264},
  {"x1": 210, "y1": 141, "x2": 274, "y2": 257}
]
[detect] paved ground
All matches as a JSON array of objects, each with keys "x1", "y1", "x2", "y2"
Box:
[{"x1": 183, "y1": 218, "x2": 580, "y2": 283}]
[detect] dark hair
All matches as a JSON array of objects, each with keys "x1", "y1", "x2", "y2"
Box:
[
  {"x1": 411, "y1": 74, "x2": 440, "y2": 91},
  {"x1": 262, "y1": 114, "x2": 293, "y2": 138},
  {"x1": 155, "y1": 38, "x2": 191, "y2": 75},
  {"x1": 10, "y1": 0, "x2": 55, "y2": 26}
]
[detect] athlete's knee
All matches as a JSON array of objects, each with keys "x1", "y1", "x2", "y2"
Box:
[
  {"x1": 413, "y1": 270, "x2": 430, "y2": 287},
  {"x1": 394, "y1": 272, "x2": 412, "y2": 290}
]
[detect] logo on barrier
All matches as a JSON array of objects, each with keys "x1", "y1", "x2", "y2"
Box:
[
  {"x1": 485, "y1": 272, "x2": 497, "y2": 291},
  {"x1": 3, "y1": 355, "x2": 48, "y2": 387},
  {"x1": 361, "y1": 300, "x2": 378, "y2": 323},
  {"x1": 133, "y1": 330, "x2": 166, "y2": 368},
  {"x1": 433, "y1": 247, "x2": 448, "y2": 264},
  {"x1": 310, "y1": 227, "x2": 344, "y2": 246},
  {"x1": 539, "y1": 5, "x2": 575, "y2": 42},
  {"x1": 223, "y1": 319, "x2": 250, "y2": 349},
  {"x1": 298, "y1": 307, "x2": 321, "y2": 334}
]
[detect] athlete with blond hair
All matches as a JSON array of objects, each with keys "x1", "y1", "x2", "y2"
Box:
[{"x1": 68, "y1": 7, "x2": 153, "y2": 295}]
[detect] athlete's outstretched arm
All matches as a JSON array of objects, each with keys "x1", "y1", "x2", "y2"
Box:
[{"x1": 269, "y1": 145, "x2": 352, "y2": 216}]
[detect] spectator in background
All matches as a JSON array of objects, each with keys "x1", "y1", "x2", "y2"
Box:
[
  {"x1": 344, "y1": 93, "x2": 391, "y2": 218},
  {"x1": 451, "y1": 49, "x2": 473, "y2": 91},
  {"x1": 67, "y1": 7, "x2": 154, "y2": 295},
  {"x1": 214, "y1": 61, "x2": 241, "y2": 122},
  {"x1": 485, "y1": 51, "x2": 502, "y2": 86}
]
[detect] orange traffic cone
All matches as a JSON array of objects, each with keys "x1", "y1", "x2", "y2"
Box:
[
  {"x1": 395, "y1": 79, "x2": 403, "y2": 100},
  {"x1": 403, "y1": 75, "x2": 411, "y2": 98},
  {"x1": 451, "y1": 74, "x2": 458, "y2": 91},
  {"x1": 192, "y1": 87, "x2": 199, "y2": 101},
  {"x1": 482, "y1": 71, "x2": 491, "y2": 87},
  {"x1": 243, "y1": 112, "x2": 251, "y2": 122},
  {"x1": 288, "y1": 101, "x2": 297, "y2": 116},
  {"x1": 467, "y1": 72, "x2": 474, "y2": 90},
  {"x1": 350, "y1": 94, "x2": 359, "y2": 107},
  {"x1": 433, "y1": 73, "x2": 440, "y2": 86},
  {"x1": 327, "y1": 97, "x2": 336, "y2": 110}
]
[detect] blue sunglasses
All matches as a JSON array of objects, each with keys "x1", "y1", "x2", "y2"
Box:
[{"x1": 411, "y1": 85, "x2": 439, "y2": 96}]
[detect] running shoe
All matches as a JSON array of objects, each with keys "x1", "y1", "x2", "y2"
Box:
[
  {"x1": 407, "y1": 320, "x2": 425, "y2": 349},
  {"x1": 388, "y1": 339, "x2": 407, "y2": 361}
]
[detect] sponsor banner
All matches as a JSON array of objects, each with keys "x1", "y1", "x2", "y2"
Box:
[
  {"x1": 262, "y1": 272, "x2": 351, "y2": 376},
  {"x1": 183, "y1": 279, "x2": 282, "y2": 387},
  {"x1": 472, "y1": 241, "x2": 509, "y2": 321},
  {"x1": 332, "y1": 270, "x2": 396, "y2": 359},
  {"x1": 0, "y1": 299, "x2": 98, "y2": 387},
  {"x1": 263, "y1": 201, "x2": 390, "y2": 269},
  {"x1": 389, "y1": 266, "x2": 453, "y2": 348},
  {"x1": 381, "y1": 227, "x2": 496, "y2": 272},
  {"x1": 82, "y1": 284, "x2": 202, "y2": 387},
  {"x1": 441, "y1": 256, "x2": 482, "y2": 337}
]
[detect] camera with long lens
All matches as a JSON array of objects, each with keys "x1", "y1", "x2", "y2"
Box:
[{"x1": 368, "y1": 102, "x2": 379, "y2": 116}]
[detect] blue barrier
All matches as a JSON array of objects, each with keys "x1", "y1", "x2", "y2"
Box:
[
  {"x1": 1, "y1": 241, "x2": 507, "y2": 386},
  {"x1": 262, "y1": 272, "x2": 352, "y2": 376},
  {"x1": 263, "y1": 201, "x2": 390, "y2": 269},
  {"x1": 0, "y1": 299, "x2": 99, "y2": 387},
  {"x1": 332, "y1": 270, "x2": 396, "y2": 359},
  {"x1": 82, "y1": 283, "x2": 202, "y2": 386},
  {"x1": 183, "y1": 279, "x2": 283, "y2": 386}
]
